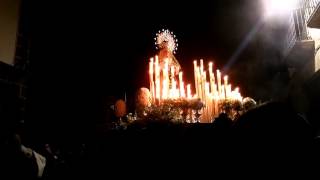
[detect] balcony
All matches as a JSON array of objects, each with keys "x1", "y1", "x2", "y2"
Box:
[
  {"x1": 282, "y1": 9, "x2": 312, "y2": 58},
  {"x1": 282, "y1": 0, "x2": 320, "y2": 58},
  {"x1": 303, "y1": 0, "x2": 320, "y2": 28}
]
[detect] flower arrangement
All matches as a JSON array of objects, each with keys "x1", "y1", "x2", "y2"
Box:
[{"x1": 136, "y1": 98, "x2": 204, "y2": 123}]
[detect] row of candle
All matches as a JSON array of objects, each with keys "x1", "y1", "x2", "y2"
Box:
[
  {"x1": 149, "y1": 56, "x2": 193, "y2": 104},
  {"x1": 148, "y1": 56, "x2": 243, "y2": 123},
  {"x1": 193, "y1": 60, "x2": 242, "y2": 122}
]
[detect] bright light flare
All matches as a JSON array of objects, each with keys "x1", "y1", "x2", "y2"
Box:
[{"x1": 264, "y1": 0, "x2": 298, "y2": 17}]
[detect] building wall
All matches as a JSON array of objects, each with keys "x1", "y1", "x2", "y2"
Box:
[
  {"x1": 308, "y1": 28, "x2": 320, "y2": 71},
  {"x1": 0, "y1": 0, "x2": 27, "y2": 136},
  {"x1": 316, "y1": 48, "x2": 320, "y2": 71},
  {"x1": 0, "y1": 0, "x2": 20, "y2": 65}
]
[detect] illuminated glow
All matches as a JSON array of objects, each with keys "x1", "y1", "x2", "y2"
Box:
[
  {"x1": 193, "y1": 61, "x2": 199, "y2": 96},
  {"x1": 179, "y1": 72, "x2": 186, "y2": 98},
  {"x1": 155, "y1": 29, "x2": 178, "y2": 54},
  {"x1": 217, "y1": 70, "x2": 222, "y2": 97},
  {"x1": 208, "y1": 62, "x2": 215, "y2": 96},
  {"x1": 187, "y1": 84, "x2": 192, "y2": 99},
  {"x1": 162, "y1": 59, "x2": 169, "y2": 99},
  {"x1": 264, "y1": 0, "x2": 298, "y2": 16},
  {"x1": 148, "y1": 57, "x2": 244, "y2": 122},
  {"x1": 308, "y1": 27, "x2": 320, "y2": 40},
  {"x1": 149, "y1": 58, "x2": 155, "y2": 102},
  {"x1": 224, "y1": 75, "x2": 228, "y2": 99},
  {"x1": 155, "y1": 56, "x2": 161, "y2": 100}
]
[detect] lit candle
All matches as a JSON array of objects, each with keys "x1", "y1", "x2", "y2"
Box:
[
  {"x1": 209, "y1": 62, "x2": 215, "y2": 95},
  {"x1": 217, "y1": 70, "x2": 221, "y2": 98},
  {"x1": 221, "y1": 87, "x2": 225, "y2": 100},
  {"x1": 227, "y1": 84, "x2": 232, "y2": 99},
  {"x1": 224, "y1": 76, "x2": 228, "y2": 98},
  {"x1": 162, "y1": 78, "x2": 168, "y2": 99},
  {"x1": 234, "y1": 87, "x2": 242, "y2": 101},
  {"x1": 234, "y1": 87, "x2": 239, "y2": 101},
  {"x1": 149, "y1": 58, "x2": 154, "y2": 103},
  {"x1": 149, "y1": 58, "x2": 154, "y2": 82},
  {"x1": 213, "y1": 84, "x2": 218, "y2": 96},
  {"x1": 205, "y1": 82, "x2": 210, "y2": 122},
  {"x1": 171, "y1": 66, "x2": 175, "y2": 82},
  {"x1": 197, "y1": 66, "x2": 202, "y2": 100},
  {"x1": 209, "y1": 62, "x2": 213, "y2": 76},
  {"x1": 162, "y1": 58, "x2": 169, "y2": 99},
  {"x1": 199, "y1": 61, "x2": 203, "y2": 114},
  {"x1": 205, "y1": 82, "x2": 210, "y2": 96},
  {"x1": 214, "y1": 94, "x2": 219, "y2": 116},
  {"x1": 155, "y1": 56, "x2": 161, "y2": 102},
  {"x1": 202, "y1": 72, "x2": 207, "y2": 102},
  {"x1": 187, "y1": 84, "x2": 192, "y2": 99},
  {"x1": 235, "y1": 87, "x2": 239, "y2": 94},
  {"x1": 165, "y1": 59, "x2": 169, "y2": 99},
  {"x1": 193, "y1": 60, "x2": 198, "y2": 97},
  {"x1": 179, "y1": 72, "x2": 185, "y2": 98},
  {"x1": 170, "y1": 66, "x2": 175, "y2": 98},
  {"x1": 200, "y1": 59, "x2": 204, "y2": 76},
  {"x1": 172, "y1": 78, "x2": 178, "y2": 99}
]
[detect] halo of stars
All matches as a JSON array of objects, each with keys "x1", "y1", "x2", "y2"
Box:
[{"x1": 154, "y1": 29, "x2": 178, "y2": 54}]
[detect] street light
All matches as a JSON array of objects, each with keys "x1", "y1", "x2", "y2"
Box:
[{"x1": 264, "y1": 0, "x2": 298, "y2": 17}]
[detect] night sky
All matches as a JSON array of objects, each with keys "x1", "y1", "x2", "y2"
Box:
[{"x1": 29, "y1": 0, "x2": 270, "y2": 123}]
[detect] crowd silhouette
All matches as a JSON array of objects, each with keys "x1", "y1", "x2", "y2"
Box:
[{"x1": 2, "y1": 73, "x2": 320, "y2": 179}]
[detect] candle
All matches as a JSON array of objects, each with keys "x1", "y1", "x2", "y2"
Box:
[
  {"x1": 200, "y1": 60, "x2": 204, "y2": 119},
  {"x1": 221, "y1": 87, "x2": 225, "y2": 100},
  {"x1": 217, "y1": 70, "x2": 221, "y2": 98},
  {"x1": 200, "y1": 59, "x2": 204, "y2": 76},
  {"x1": 214, "y1": 94, "x2": 219, "y2": 115},
  {"x1": 187, "y1": 84, "x2": 192, "y2": 99},
  {"x1": 224, "y1": 75, "x2": 228, "y2": 99},
  {"x1": 197, "y1": 66, "x2": 202, "y2": 100},
  {"x1": 209, "y1": 62, "x2": 213, "y2": 76},
  {"x1": 205, "y1": 82, "x2": 210, "y2": 96},
  {"x1": 162, "y1": 78, "x2": 167, "y2": 99},
  {"x1": 171, "y1": 66, "x2": 175, "y2": 82},
  {"x1": 172, "y1": 78, "x2": 178, "y2": 99},
  {"x1": 209, "y1": 62, "x2": 215, "y2": 95},
  {"x1": 170, "y1": 66, "x2": 175, "y2": 98},
  {"x1": 149, "y1": 58, "x2": 154, "y2": 83},
  {"x1": 235, "y1": 87, "x2": 239, "y2": 94},
  {"x1": 234, "y1": 87, "x2": 242, "y2": 101},
  {"x1": 205, "y1": 82, "x2": 210, "y2": 122},
  {"x1": 165, "y1": 59, "x2": 169, "y2": 99},
  {"x1": 227, "y1": 84, "x2": 231, "y2": 99},
  {"x1": 193, "y1": 60, "x2": 199, "y2": 97},
  {"x1": 213, "y1": 84, "x2": 218, "y2": 96},
  {"x1": 162, "y1": 58, "x2": 169, "y2": 99},
  {"x1": 179, "y1": 72, "x2": 185, "y2": 98},
  {"x1": 149, "y1": 58, "x2": 155, "y2": 103},
  {"x1": 202, "y1": 71, "x2": 207, "y2": 100},
  {"x1": 155, "y1": 56, "x2": 161, "y2": 102}
]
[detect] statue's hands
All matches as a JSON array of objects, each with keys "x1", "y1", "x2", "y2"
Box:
[{"x1": 21, "y1": 145, "x2": 33, "y2": 158}]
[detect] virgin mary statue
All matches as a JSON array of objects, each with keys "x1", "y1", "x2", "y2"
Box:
[{"x1": 155, "y1": 29, "x2": 181, "y2": 73}]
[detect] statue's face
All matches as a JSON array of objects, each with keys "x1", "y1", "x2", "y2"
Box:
[{"x1": 160, "y1": 41, "x2": 169, "y2": 50}]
